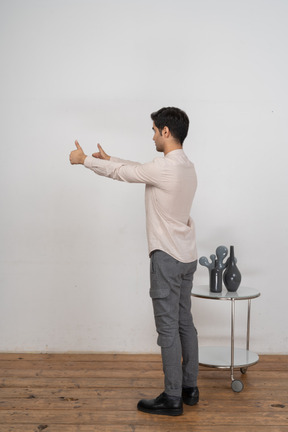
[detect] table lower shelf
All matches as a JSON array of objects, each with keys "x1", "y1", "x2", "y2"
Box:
[{"x1": 199, "y1": 346, "x2": 259, "y2": 369}]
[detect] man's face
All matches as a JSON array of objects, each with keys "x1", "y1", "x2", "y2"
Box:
[{"x1": 152, "y1": 122, "x2": 164, "y2": 153}]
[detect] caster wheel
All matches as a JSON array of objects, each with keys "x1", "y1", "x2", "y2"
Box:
[
  {"x1": 240, "y1": 367, "x2": 247, "y2": 374},
  {"x1": 231, "y1": 380, "x2": 244, "y2": 392}
]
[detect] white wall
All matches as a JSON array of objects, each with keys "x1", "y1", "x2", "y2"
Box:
[{"x1": 0, "y1": 0, "x2": 287, "y2": 354}]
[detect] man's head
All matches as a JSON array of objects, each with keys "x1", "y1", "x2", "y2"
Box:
[{"x1": 150, "y1": 107, "x2": 189, "y2": 145}]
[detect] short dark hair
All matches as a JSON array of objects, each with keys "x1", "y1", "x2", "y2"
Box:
[{"x1": 150, "y1": 107, "x2": 189, "y2": 145}]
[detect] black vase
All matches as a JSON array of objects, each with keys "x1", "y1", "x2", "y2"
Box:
[
  {"x1": 209, "y1": 261, "x2": 223, "y2": 293},
  {"x1": 223, "y1": 246, "x2": 241, "y2": 292}
]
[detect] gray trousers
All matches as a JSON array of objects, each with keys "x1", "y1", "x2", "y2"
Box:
[{"x1": 150, "y1": 250, "x2": 198, "y2": 398}]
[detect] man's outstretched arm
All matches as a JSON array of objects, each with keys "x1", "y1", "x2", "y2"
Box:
[
  {"x1": 69, "y1": 141, "x2": 110, "y2": 165},
  {"x1": 70, "y1": 140, "x2": 141, "y2": 167},
  {"x1": 69, "y1": 140, "x2": 161, "y2": 186}
]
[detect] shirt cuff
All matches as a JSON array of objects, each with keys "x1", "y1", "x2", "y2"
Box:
[
  {"x1": 84, "y1": 156, "x2": 104, "y2": 169},
  {"x1": 84, "y1": 156, "x2": 118, "y2": 168}
]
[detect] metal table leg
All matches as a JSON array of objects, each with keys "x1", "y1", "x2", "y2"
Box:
[
  {"x1": 247, "y1": 299, "x2": 251, "y2": 351},
  {"x1": 230, "y1": 298, "x2": 235, "y2": 382},
  {"x1": 231, "y1": 298, "x2": 244, "y2": 392},
  {"x1": 240, "y1": 299, "x2": 252, "y2": 375}
]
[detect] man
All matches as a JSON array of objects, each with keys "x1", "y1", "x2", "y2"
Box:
[{"x1": 69, "y1": 107, "x2": 199, "y2": 416}]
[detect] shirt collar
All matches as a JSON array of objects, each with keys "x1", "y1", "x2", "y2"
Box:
[{"x1": 165, "y1": 149, "x2": 184, "y2": 158}]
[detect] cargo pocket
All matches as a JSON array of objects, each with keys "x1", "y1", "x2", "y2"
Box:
[
  {"x1": 150, "y1": 283, "x2": 173, "y2": 348},
  {"x1": 157, "y1": 333, "x2": 175, "y2": 348},
  {"x1": 149, "y1": 283, "x2": 170, "y2": 299}
]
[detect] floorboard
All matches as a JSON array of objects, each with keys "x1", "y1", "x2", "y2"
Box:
[{"x1": 0, "y1": 354, "x2": 287, "y2": 432}]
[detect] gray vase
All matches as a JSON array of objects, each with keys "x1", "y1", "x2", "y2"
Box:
[
  {"x1": 223, "y1": 246, "x2": 241, "y2": 292},
  {"x1": 210, "y1": 265, "x2": 223, "y2": 293}
]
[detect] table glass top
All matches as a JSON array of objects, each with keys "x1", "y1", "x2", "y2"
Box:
[{"x1": 192, "y1": 285, "x2": 260, "y2": 300}]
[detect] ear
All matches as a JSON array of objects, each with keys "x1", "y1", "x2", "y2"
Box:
[{"x1": 162, "y1": 126, "x2": 170, "y2": 138}]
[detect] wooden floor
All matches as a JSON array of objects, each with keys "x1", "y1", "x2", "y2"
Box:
[{"x1": 0, "y1": 354, "x2": 287, "y2": 432}]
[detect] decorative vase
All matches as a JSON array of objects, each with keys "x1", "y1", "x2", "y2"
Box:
[
  {"x1": 209, "y1": 265, "x2": 223, "y2": 293},
  {"x1": 223, "y1": 246, "x2": 241, "y2": 292}
]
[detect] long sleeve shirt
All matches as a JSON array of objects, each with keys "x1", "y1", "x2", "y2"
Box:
[{"x1": 84, "y1": 149, "x2": 197, "y2": 263}]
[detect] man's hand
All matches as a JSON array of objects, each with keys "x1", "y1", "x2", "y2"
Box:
[
  {"x1": 92, "y1": 144, "x2": 110, "y2": 160},
  {"x1": 70, "y1": 140, "x2": 87, "y2": 165}
]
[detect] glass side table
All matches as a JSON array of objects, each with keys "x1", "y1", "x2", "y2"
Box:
[{"x1": 191, "y1": 285, "x2": 261, "y2": 392}]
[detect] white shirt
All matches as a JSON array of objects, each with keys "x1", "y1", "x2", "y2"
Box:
[{"x1": 84, "y1": 149, "x2": 197, "y2": 263}]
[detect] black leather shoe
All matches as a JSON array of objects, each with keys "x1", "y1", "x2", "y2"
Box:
[
  {"x1": 137, "y1": 392, "x2": 183, "y2": 416},
  {"x1": 182, "y1": 386, "x2": 199, "y2": 406}
]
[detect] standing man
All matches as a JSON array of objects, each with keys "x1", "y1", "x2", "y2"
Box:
[{"x1": 69, "y1": 107, "x2": 199, "y2": 416}]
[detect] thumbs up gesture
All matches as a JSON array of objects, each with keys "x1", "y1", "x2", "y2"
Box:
[
  {"x1": 92, "y1": 143, "x2": 110, "y2": 161},
  {"x1": 69, "y1": 140, "x2": 87, "y2": 165}
]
